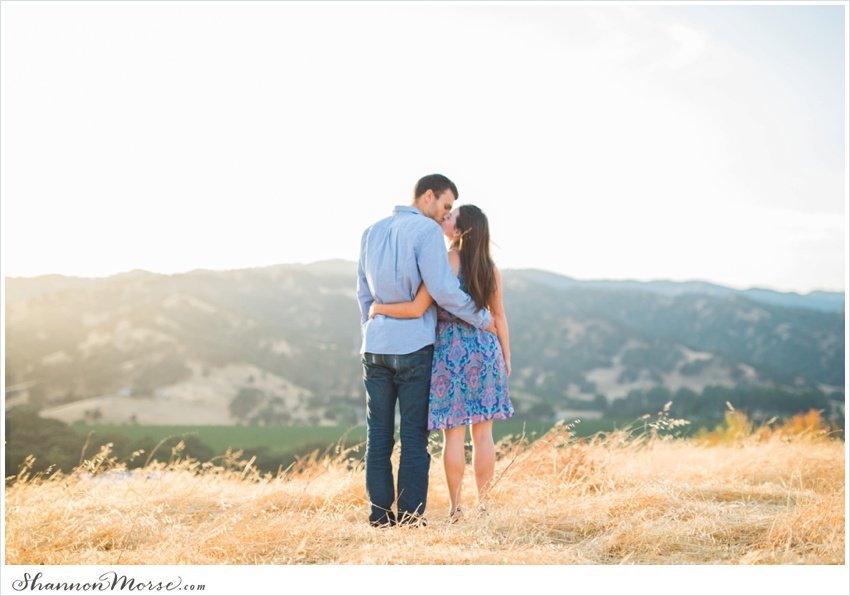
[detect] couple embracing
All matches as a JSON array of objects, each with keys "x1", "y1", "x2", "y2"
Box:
[{"x1": 356, "y1": 173, "x2": 514, "y2": 527}]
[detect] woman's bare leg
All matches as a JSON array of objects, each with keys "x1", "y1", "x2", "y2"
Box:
[
  {"x1": 470, "y1": 420, "x2": 495, "y2": 512},
  {"x1": 442, "y1": 426, "x2": 467, "y2": 519}
]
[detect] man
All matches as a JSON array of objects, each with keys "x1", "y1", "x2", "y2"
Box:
[{"x1": 356, "y1": 173, "x2": 493, "y2": 527}]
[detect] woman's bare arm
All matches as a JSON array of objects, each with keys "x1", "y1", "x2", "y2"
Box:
[
  {"x1": 369, "y1": 282, "x2": 433, "y2": 319},
  {"x1": 369, "y1": 250, "x2": 458, "y2": 320},
  {"x1": 490, "y1": 265, "x2": 511, "y2": 376}
]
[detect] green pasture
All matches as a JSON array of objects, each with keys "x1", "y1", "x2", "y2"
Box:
[
  {"x1": 72, "y1": 417, "x2": 667, "y2": 457},
  {"x1": 72, "y1": 424, "x2": 366, "y2": 455}
]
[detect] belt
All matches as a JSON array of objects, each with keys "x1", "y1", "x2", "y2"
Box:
[{"x1": 440, "y1": 317, "x2": 472, "y2": 327}]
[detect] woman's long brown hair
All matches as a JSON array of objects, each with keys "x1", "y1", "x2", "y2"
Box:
[{"x1": 452, "y1": 205, "x2": 496, "y2": 313}]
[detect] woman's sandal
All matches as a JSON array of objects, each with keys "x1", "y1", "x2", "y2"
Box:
[
  {"x1": 449, "y1": 506, "x2": 464, "y2": 524},
  {"x1": 477, "y1": 504, "x2": 489, "y2": 518}
]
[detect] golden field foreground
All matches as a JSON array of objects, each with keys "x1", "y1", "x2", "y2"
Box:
[{"x1": 4, "y1": 413, "x2": 846, "y2": 566}]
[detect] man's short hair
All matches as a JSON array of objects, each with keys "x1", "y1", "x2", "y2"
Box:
[{"x1": 413, "y1": 174, "x2": 458, "y2": 201}]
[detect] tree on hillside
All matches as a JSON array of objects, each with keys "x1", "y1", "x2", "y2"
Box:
[
  {"x1": 230, "y1": 387, "x2": 265, "y2": 421},
  {"x1": 5, "y1": 406, "x2": 85, "y2": 476}
]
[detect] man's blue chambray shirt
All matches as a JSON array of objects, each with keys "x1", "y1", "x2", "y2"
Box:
[{"x1": 357, "y1": 205, "x2": 492, "y2": 355}]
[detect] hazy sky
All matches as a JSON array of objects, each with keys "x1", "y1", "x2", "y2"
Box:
[{"x1": 1, "y1": 1, "x2": 847, "y2": 293}]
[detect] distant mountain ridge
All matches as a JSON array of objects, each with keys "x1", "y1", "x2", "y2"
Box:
[
  {"x1": 514, "y1": 269, "x2": 845, "y2": 313},
  {"x1": 4, "y1": 260, "x2": 845, "y2": 426},
  {"x1": 6, "y1": 260, "x2": 844, "y2": 312}
]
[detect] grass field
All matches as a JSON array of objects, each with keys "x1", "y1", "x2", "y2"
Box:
[{"x1": 7, "y1": 411, "x2": 844, "y2": 584}]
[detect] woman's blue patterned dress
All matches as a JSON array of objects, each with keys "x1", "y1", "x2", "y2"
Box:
[{"x1": 428, "y1": 265, "x2": 514, "y2": 431}]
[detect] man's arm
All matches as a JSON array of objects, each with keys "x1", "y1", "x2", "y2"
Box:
[
  {"x1": 416, "y1": 226, "x2": 492, "y2": 329},
  {"x1": 356, "y1": 233, "x2": 373, "y2": 326}
]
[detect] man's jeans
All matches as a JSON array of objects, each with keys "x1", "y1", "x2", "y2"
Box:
[{"x1": 362, "y1": 345, "x2": 433, "y2": 526}]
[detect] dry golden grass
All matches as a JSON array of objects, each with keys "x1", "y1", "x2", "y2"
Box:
[{"x1": 4, "y1": 419, "x2": 846, "y2": 566}]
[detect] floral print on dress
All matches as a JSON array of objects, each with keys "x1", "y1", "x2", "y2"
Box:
[{"x1": 428, "y1": 265, "x2": 514, "y2": 431}]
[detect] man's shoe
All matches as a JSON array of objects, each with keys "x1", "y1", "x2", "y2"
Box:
[{"x1": 369, "y1": 513, "x2": 397, "y2": 528}]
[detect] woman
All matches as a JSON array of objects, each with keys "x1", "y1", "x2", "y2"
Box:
[{"x1": 369, "y1": 204, "x2": 514, "y2": 523}]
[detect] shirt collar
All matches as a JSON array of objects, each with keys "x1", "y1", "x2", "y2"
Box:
[{"x1": 393, "y1": 205, "x2": 424, "y2": 217}]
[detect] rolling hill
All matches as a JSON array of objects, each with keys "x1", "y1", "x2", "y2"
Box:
[{"x1": 4, "y1": 261, "x2": 844, "y2": 425}]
